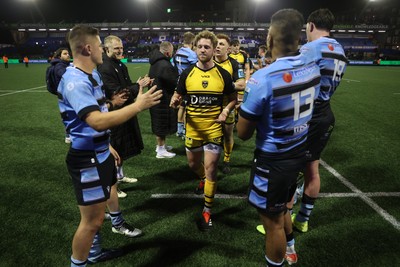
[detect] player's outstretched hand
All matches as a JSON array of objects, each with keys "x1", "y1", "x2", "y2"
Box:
[
  {"x1": 169, "y1": 93, "x2": 182, "y2": 109},
  {"x1": 135, "y1": 84, "x2": 162, "y2": 111}
]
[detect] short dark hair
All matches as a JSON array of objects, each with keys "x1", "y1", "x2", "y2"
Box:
[
  {"x1": 307, "y1": 8, "x2": 335, "y2": 32},
  {"x1": 270, "y1": 9, "x2": 304, "y2": 48},
  {"x1": 231, "y1": 39, "x2": 240, "y2": 46}
]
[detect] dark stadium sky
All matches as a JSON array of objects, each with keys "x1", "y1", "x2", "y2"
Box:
[{"x1": 0, "y1": 0, "x2": 398, "y2": 24}]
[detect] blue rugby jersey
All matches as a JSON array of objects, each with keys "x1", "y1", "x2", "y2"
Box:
[
  {"x1": 240, "y1": 52, "x2": 321, "y2": 153},
  {"x1": 300, "y1": 37, "x2": 347, "y2": 101},
  {"x1": 58, "y1": 67, "x2": 110, "y2": 154},
  {"x1": 173, "y1": 47, "x2": 198, "y2": 75}
]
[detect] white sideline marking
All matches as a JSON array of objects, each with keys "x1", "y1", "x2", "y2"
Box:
[
  {"x1": 320, "y1": 160, "x2": 400, "y2": 231},
  {"x1": 151, "y1": 192, "x2": 400, "y2": 199},
  {"x1": 343, "y1": 78, "x2": 361, "y2": 82},
  {"x1": 0, "y1": 85, "x2": 45, "y2": 97},
  {"x1": 151, "y1": 193, "x2": 246, "y2": 199}
]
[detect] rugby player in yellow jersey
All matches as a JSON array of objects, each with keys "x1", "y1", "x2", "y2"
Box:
[
  {"x1": 229, "y1": 39, "x2": 250, "y2": 82},
  {"x1": 170, "y1": 30, "x2": 237, "y2": 231},
  {"x1": 214, "y1": 34, "x2": 245, "y2": 174},
  {"x1": 229, "y1": 39, "x2": 250, "y2": 115}
]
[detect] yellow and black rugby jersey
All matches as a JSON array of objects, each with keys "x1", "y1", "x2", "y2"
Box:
[
  {"x1": 229, "y1": 51, "x2": 247, "y2": 70},
  {"x1": 176, "y1": 64, "x2": 235, "y2": 140},
  {"x1": 214, "y1": 57, "x2": 244, "y2": 105},
  {"x1": 214, "y1": 57, "x2": 243, "y2": 82}
]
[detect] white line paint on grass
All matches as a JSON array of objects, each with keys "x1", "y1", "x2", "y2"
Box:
[
  {"x1": 151, "y1": 192, "x2": 400, "y2": 199},
  {"x1": 0, "y1": 85, "x2": 46, "y2": 97},
  {"x1": 151, "y1": 193, "x2": 247, "y2": 199},
  {"x1": 320, "y1": 160, "x2": 400, "y2": 231},
  {"x1": 319, "y1": 192, "x2": 400, "y2": 197},
  {"x1": 151, "y1": 161, "x2": 400, "y2": 231},
  {"x1": 343, "y1": 78, "x2": 361, "y2": 83}
]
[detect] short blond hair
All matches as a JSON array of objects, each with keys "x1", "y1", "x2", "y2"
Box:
[
  {"x1": 194, "y1": 30, "x2": 218, "y2": 49},
  {"x1": 160, "y1": 41, "x2": 173, "y2": 53},
  {"x1": 104, "y1": 35, "x2": 122, "y2": 49}
]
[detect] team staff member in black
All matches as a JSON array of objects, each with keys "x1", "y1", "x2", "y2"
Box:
[
  {"x1": 98, "y1": 35, "x2": 152, "y2": 198},
  {"x1": 148, "y1": 41, "x2": 179, "y2": 159}
]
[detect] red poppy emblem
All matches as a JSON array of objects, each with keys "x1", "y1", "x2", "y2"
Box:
[{"x1": 283, "y1": 72, "x2": 292, "y2": 83}]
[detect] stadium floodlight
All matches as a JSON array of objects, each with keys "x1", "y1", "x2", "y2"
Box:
[{"x1": 167, "y1": 8, "x2": 172, "y2": 13}]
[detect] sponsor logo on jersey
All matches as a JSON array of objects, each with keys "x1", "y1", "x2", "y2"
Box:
[
  {"x1": 247, "y1": 77, "x2": 258, "y2": 85},
  {"x1": 190, "y1": 95, "x2": 219, "y2": 105}
]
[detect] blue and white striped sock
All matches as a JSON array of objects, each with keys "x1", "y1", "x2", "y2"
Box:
[
  {"x1": 110, "y1": 211, "x2": 124, "y2": 228},
  {"x1": 88, "y1": 232, "x2": 102, "y2": 261}
]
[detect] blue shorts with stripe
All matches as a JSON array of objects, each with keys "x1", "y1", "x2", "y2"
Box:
[
  {"x1": 248, "y1": 147, "x2": 306, "y2": 215},
  {"x1": 66, "y1": 148, "x2": 117, "y2": 206}
]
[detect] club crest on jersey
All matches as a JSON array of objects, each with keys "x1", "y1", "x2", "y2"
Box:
[
  {"x1": 328, "y1": 44, "x2": 334, "y2": 51},
  {"x1": 202, "y1": 81, "x2": 208, "y2": 88}
]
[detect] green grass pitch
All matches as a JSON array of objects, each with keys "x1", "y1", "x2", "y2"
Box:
[{"x1": 0, "y1": 63, "x2": 399, "y2": 266}]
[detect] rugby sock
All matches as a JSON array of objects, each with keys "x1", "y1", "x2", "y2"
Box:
[
  {"x1": 204, "y1": 179, "x2": 217, "y2": 210},
  {"x1": 116, "y1": 166, "x2": 124, "y2": 180},
  {"x1": 88, "y1": 232, "x2": 102, "y2": 261},
  {"x1": 223, "y1": 142, "x2": 234, "y2": 163},
  {"x1": 70, "y1": 256, "x2": 87, "y2": 267},
  {"x1": 286, "y1": 232, "x2": 295, "y2": 248},
  {"x1": 110, "y1": 211, "x2": 124, "y2": 227},
  {"x1": 297, "y1": 193, "x2": 316, "y2": 222},
  {"x1": 265, "y1": 255, "x2": 284, "y2": 267}
]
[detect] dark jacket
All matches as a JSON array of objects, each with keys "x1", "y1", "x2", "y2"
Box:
[
  {"x1": 50, "y1": 58, "x2": 70, "y2": 88},
  {"x1": 148, "y1": 49, "x2": 179, "y2": 136},
  {"x1": 97, "y1": 55, "x2": 144, "y2": 160}
]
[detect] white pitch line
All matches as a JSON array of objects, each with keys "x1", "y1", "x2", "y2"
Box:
[
  {"x1": 151, "y1": 193, "x2": 247, "y2": 199},
  {"x1": 0, "y1": 85, "x2": 46, "y2": 97},
  {"x1": 320, "y1": 160, "x2": 400, "y2": 231},
  {"x1": 151, "y1": 192, "x2": 400, "y2": 199},
  {"x1": 319, "y1": 192, "x2": 400, "y2": 197},
  {"x1": 343, "y1": 78, "x2": 361, "y2": 82}
]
